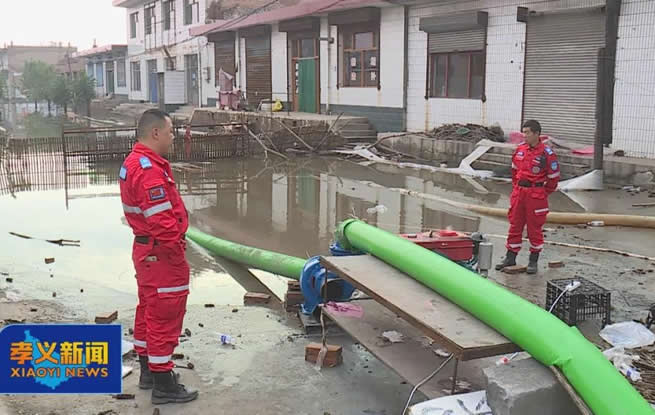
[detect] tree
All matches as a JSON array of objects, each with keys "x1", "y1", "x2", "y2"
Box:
[
  {"x1": 71, "y1": 73, "x2": 96, "y2": 118},
  {"x1": 21, "y1": 60, "x2": 56, "y2": 114},
  {"x1": 51, "y1": 76, "x2": 72, "y2": 117}
]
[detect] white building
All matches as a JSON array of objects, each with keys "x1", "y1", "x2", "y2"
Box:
[
  {"x1": 112, "y1": 0, "x2": 216, "y2": 108},
  {"x1": 190, "y1": 0, "x2": 655, "y2": 159},
  {"x1": 75, "y1": 45, "x2": 129, "y2": 98}
]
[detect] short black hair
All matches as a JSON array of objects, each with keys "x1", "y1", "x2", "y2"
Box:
[
  {"x1": 522, "y1": 119, "x2": 542, "y2": 135},
  {"x1": 137, "y1": 109, "x2": 171, "y2": 140}
]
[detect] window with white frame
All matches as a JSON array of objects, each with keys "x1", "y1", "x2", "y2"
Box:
[
  {"x1": 163, "y1": 0, "x2": 175, "y2": 31},
  {"x1": 184, "y1": 0, "x2": 199, "y2": 25},
  {"x1": 131, "y1": 61, "x2": 141, "y2": 91},
  {"x1": 144, "y1": 3, "x2": 155, "y2": 35},
  {"x1": 117, "y1": 59, "x2": 127, "y2": 87},
  {"x1": 130, "y1": 12, "x2": 138, "y2": 39}
]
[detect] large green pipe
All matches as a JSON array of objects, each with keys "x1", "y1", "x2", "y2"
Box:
[
  {"x1": 186, "y1": 227, "x2": 305, "y2": 280},
  {"x1": 336, "y1": 219, "x2": 652, "y2": 415}
]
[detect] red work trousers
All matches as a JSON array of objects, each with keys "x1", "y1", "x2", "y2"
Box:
[
  {"x1": 506, "y1": 186, "x2": 549, "y2": 254},
  {"x1": 132, "y1": 244, "x2": 190, "y2": 372}
]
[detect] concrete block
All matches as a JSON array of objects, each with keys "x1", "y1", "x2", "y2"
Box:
[{"x1": 483, "y1": 358, "x2": 580, "y2": 415}]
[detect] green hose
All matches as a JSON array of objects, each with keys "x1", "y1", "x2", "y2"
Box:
[
  {"x1": 336, "y1": 219, "x2": 652, "y2": 415},
  {"x1": 186, "y1": 227, "x2": 305, "y2": 280}
]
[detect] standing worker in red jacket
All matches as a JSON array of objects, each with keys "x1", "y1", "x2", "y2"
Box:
[
  {"x1": 119, "y1": 110, "x2": 198, "y2": 404},
  {"x1": 496, "y1": 120, "x2": 560, "y2": 274}
]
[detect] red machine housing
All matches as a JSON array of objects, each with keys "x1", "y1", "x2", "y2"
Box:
[{"x1": 400, "y1": 229, "x2": 474, "y2": 261}]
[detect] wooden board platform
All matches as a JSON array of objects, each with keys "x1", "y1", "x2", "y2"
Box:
[
  {"x1": 320, "y1": 255, "x2": 520, "y2": 360},
  {"x1": 323, "y1": 299, "x2": 448, "y2": 398}
]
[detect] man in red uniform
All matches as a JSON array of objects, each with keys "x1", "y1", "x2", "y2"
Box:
[
  {"x1": 119, "y1": 109, "x2": 198, "y2": 404},
  {"x1": 496, "y1": 120, "x2": 560, "y2": 274}
]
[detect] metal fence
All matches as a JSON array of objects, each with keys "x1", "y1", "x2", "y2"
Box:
[{"x1": 0, "y1": 123, "x2": 253, "y2": 197}]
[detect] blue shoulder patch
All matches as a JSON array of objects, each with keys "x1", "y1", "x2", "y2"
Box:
[
  {"x1": 551, "y1": 161, "x2": 559, "y2": 171},
  {"x1": 119, "y1": 166, "x2": 127, "y2": 180},
  {"x1": 545, "y1": 147, "x2": 553, "y2": 155},
  {"x1": 139, "y1": 156, "x2": 152, "y2": 169}
]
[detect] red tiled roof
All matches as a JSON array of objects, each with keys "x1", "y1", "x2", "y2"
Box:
[{"x1": 190, "y1": 0, "x2": 381, "y2": 37}]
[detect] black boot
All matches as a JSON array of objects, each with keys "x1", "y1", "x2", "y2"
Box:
[
  {"x1": 527, "y1": 252, "x2": 539, "y2": 275},
  {"x1": 138, "y1": 355, "x2": 153, "y2": 390},
  {"x1": 152, "y1": 371, "x2": 199, "y2": 405},
  {"x1": 495, "y1": 250, "x2": 517, "y2": 271}
]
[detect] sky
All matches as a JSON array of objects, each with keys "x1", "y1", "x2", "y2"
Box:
[{"x1": 0, "y1": 0, "x2": 126, "y2": 51}]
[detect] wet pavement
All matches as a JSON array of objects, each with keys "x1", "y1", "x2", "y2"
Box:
[{"x1": 1, "y1": 153, "x2": 655, "y2": 414}]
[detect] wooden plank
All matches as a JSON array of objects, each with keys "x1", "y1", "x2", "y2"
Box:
[
  {"x1": 323, "y1": 299, "x2": 448, "y2": 399},
  {"x1": 320, "y1": 255, "x2": 520, "y2": 360}
]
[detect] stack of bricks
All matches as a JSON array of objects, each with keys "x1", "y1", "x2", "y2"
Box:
[
  {"x1": 284, "y1": 280, "x2": 304, "y2": 312},
  {"x1": 304, "y1": 343, "x2": 343, "y2": 368}
]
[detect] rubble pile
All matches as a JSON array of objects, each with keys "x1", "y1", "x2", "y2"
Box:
[{"x1": 429, "y1": 123, "x2": 505, "y2": 143}]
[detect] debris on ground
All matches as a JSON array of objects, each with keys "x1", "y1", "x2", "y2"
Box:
[
  {"x1": 231, "y1": 308, "x2": 239, "y2": 313},
  {"x1": 187, "y1": 362, "x2": 194, "y2": 370},
  {"x1": 549, "y1": 261, "x2": 565, "y2": 269},
  {"x1": 95, "y1": 311, "x2": 118, "y2": 324},
  {"x1": 428, "y1": 123, "x2": 505, "y2": 143},
  {"x1": 434, "y1": 348, "x2": 451, "y2": 357},
  {"x1": 29, "y1": 308, "x2": 38, "y2": 312},
  {"x1": 284, "y1": 282, "x2": 304, "y2": 311},
  {"x1": 98, "y1": 410, "x2": 118, "y2": 415},
  {"x1": 52, "y1": 292, "x2": 56, "y2": 298},
  {"x1": 204, "y1": 303, "x2": 215, "y2": 308},
  {"x1": 184, "y1": 328, "x2": 192, "y2": 337},
  {"x1": 44, "y1": 257, "x2": 55, "y2": 264},
  {"x1": 5, "y1": 277, "x2": 13, "y2": 283},
  {"x1": 8, "y1": 232, "x2": 81, "y2": 247},
  {"x1": 112, "y1": 393, "x2": 135, "y2": 400},
  {"x1": 153, "y1": 409, "x2": 160, "y2": 415},
  {"x1": 305, "y1": 343, "x2": 343, "y2": 368},
  {"x1": 381, "y1": 330, "x2": 404, "y2": 344},
  {"x1": 633, "y1": 346, "x2": 655, "y2": 401},
  {"x1": 172, "y1": 353, "x2": 185, "y2": 360},
  {"x1": 244, "y1": 292, "x2": 271, "y2": 305},
  {"x1": 198, "y1": 322, "x2": 204, "y2": 328},
  {"x1": 502, "y1": 265, "x2": 527, "y2": 274}
]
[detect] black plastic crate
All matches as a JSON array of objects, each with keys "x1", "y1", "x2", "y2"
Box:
[{"x1": 546, "y1": 277, "x2": 611, "y2": 327}]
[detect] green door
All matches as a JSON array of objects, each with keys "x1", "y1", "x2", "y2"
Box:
[{"x1": 297, "y1": 59, "x2": 316, "y2": 113}]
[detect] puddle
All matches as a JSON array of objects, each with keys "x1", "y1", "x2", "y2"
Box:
[{"x1": 2, "y1": 152, "x2": 654, "y2": 319}]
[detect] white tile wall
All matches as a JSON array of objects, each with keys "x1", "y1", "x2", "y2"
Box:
[
  {"x1": 320, "y1": 6, "x2": 405, "y2": 109},
  {"x1": 271, "y1": 24, "x2": 289, "y2": 103},
  {"x1": 121, "y1": 0, "x2": 210, "y2": 103},
  {"x1": 407, "y1": 1, "x2": 527, "y2": 134},
  {"x1": 613, "y1": 0, "x2": 655, "y2": 158},
  {"x1": 407, "y1": 0, "x2": 609, "y2": 137}
]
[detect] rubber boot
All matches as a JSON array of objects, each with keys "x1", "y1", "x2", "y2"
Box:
[
  {"x1": 495, "y1": 250, "x2": 517, "y2": 271},
  {"x1": 151, "y1": 371, "x2": 198, "y2": 405},
  {"x1": 527, "y1": 252, "x2": 539, "y2": 275},
  {"x1": 138, "y1": 355, "x2": 153, "y2": 390}
]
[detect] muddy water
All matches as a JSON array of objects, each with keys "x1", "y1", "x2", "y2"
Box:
[{"x1": 2, "y1": 155, "x2": 654, "y2": 321}]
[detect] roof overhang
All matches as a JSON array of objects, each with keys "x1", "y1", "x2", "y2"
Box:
[{"x1": 190, "y1": 0, "x2": 385, "y2": 38}]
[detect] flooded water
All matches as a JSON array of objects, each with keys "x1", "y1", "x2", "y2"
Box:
[{"x1": 2, "y1": 152, "x2": 654, "y2": 321}]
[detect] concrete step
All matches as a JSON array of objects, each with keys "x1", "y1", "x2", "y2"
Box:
[
  {"x1": 486, "y1": 146, "x2": 594, "y2": 167},
  {"x1": 481, "y1": 153, "x2": 590, "y2": 169},
  {"x1": 471, "y1": 159, "x2": 586, "y2": 179}
]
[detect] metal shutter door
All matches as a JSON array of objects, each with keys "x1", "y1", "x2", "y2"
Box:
[
  {"x1": 428, "y1": 29, "x2": 485, "y2": 54},
  {"x1": 215, "y1": 40, "x2": 235, "y2": 76},
  {"x1": 523, "y1": 9, "x2": 605, "y2": 144},
  {"x1": 246, "y1": 36, "x2": 272, "y2": 104}
]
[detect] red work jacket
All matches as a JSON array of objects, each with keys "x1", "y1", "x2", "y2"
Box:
[
  {"x1": 119, "y1": 143, "x2": 188, "y2": 262},
  {"x1": 511, "y1": 141, "x2": 560, "y2": 195}
]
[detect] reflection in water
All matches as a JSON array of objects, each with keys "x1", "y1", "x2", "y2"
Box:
[{"x1": 0, "y1": 149, "x2": 505, "y2": 310}]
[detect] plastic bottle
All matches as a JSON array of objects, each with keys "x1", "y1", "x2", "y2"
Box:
[{"x1": 218, "y1": 333, "x2": 234, "y2": 345}]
